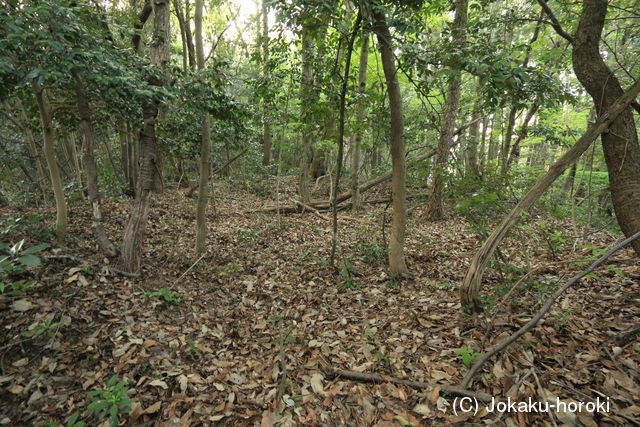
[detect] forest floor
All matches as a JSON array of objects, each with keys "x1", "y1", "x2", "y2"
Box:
[{"x1": 1, "y1": 178, "x2": 638, "y2": 426}]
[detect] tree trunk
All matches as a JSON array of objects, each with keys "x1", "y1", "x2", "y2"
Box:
[
  {"x1": 72, "y1": 69, "x2": 117, "y2": 257},
  {"x1": 372, "y1": 3, "x2": 408, "y2": 276},
  {"x1": 425, "y1": 0, "x2": 468, "y2": 220},
  {"x1": 121, "y1": 0, "x2": 170, "y2": 272},
  {"x1": 194, "y1": 0, "x2": 211, "y2": 253},
  {"x1": 298, "y1": 24, "x2": 314, "y2": 203},
  {"x1": 351, "y1": 30, "x2": 369, "y2": 211},
  {"x1": 571, "y1": 0, "x2": 640, "y2": 256},
  {"x1": 32, "y1": 81, "x2": 67, "y2": 240},
  {"x1": 505, "y1": 104, "x2": 539, "y2": 169},
  {"x1": 460, "y1": 79, "x2": 640, "y2": 309},
  {"x1": 17, "y1": 101, "x2": 50, "y2": 202},
  {"x1": 465, "y1": 95, "x2": 481, "y2": 179},
  {"x1": 261, "y1": 0, "x2": 272, "y2": 166}
]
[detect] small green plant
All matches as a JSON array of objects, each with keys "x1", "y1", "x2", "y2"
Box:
[
  {"x1": 298, "y1": 249, "x2": 329, "y2": 268},
  {"x1": 1, "y1": 215, "x2": 54, "y2": 239},
  {"x1": 456, "y1": 348, "x2": 481, "y2": 369},
  {"x1": 86, "y1": 375, "x2": 132, "y2": 427},
  {"x1": 376, "y1": 351, "x2": 391, "y2": 368},
  {"x1": 1, "y1": 240, "x2": 48, "y2": 295},
  {"x1": 213, "y1": 262, "x2": 241, "y2": 275},
  {"x1": 362, "y1": 328, "x2": 377, "y2": 342},
  {"x1": 338, "y1": 261, "x2": 359, "y2": 289},
  {"x1": 46, "y1": 411, "x2": 86, "y2": 427},
  {"x1": 23, "y1": 314, "x2": 62, "y2": 341},
  {"x1": 143, "y1": 288, "x2": 181, "y2": 303},
  {"x1": 186, "y1": 337, "x2": 201, "y2": 356},
  {"x1": 354, "y1": 239, "x2": 388, "y2": 264},
  {"x1": 234, "y1": 227, "x2": 259, "y2": 244},
  {"x1": 64, "y1": 412, "x2": 85, "y2": 427},
  {"x1": 551, "y1": 308, "x2": 576, "y2": 332},
  {"x1": 268, "y1": 313, "x2": 281, "y2": 324}
]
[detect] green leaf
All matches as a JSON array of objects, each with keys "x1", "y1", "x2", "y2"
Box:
[
  {"x1": 18, "y1": 254, "x2": 40, "y2": 267},
  {"x1": 21, "y1": 243, "x2": 49, "y2": 255}
]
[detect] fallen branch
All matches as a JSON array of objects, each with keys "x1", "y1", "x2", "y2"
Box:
[
  {"x1": 460, "y1": 230, "x2": 640, "y2": 388},
  {"x1": 327, "y1": 369, "x2": 493, "y2": 402},
  {"x1": 44, "y1": 254, "x2": 140, "y2": 278},
  {"x1": 296, "y1": 201, "x2": 330, "y2": 221}
]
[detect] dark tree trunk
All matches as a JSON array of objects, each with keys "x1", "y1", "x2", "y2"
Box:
[{"x1": 572, "y1": 0, "x2": 640, "y2": 255}]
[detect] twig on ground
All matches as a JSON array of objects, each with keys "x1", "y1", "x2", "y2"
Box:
[{"x1": 326, "y1": 369, "x2": 493, "y2": 402}]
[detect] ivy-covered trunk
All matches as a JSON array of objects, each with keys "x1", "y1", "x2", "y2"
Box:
[
  {"x1": 572, "y1": 0, "x2": 640, "y2": 256},
  {"x1": 121, "y1": 0, "x2": 170, "y2": 272}
]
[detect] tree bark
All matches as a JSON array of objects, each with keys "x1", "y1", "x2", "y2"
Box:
[
  {"x1": 72, "y1": 69, "x2": 117, "y2": 257},
  {"x1": 460, "y1": 79, "x2": 640, "y2": 309},
  {"x1": 298, "y1": 24, "x2": 315, "y2": 203},
  {"x1": 121, "y1": 0, "x2": 170, "y2": 272},
  {"x1": 425, "y1": 0, "x2": 468, "y2": 220},
  {"x1": 571, "y1": 0, "x2": 640, "y2": 256},
  {"x1": 330, "y1": 12, "x2": 361, "y2": 265},
  {"x1": 194, "y1": 0, "x2": 211, "y2": 253},
  {"x1": 464, "y1": 95, "x2": 481, "y2": 179},
  {"x1": 351, "y1": 30, "x2": 369, "y2": 211},
  {"x1": 372, "y1": 3, "x2": 408, "y2": 276},
  {"x1": 31, "y1": 81, "x2": 67, "y2": 240},
  {"x1": 16, "y1": 101, "x2": 50, "y2": 202},
  {"x1": 261, "y1": 0, "x2": 272, "y2": 166},
  {"x1": 505, "y1": 104, "x2": 539, "y2": 169}
]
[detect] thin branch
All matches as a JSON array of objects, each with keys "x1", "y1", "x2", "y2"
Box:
[{"x1": 536, "y1": 0, "x2": 575, "y2": 45}]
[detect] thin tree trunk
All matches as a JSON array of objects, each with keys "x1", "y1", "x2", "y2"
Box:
[
  {"x1": 425, "y1": 0, "x2": 468, "y2": 220},
  {"x1": 351, "y1": 30, "x2": 369, "y2": 211},
  {"x1": 32, "y1": 81, "x2": 67, "y2": 240},
  {"x1": 194, "y1": 0, "x2": 211, "y2": 253},
  {"x1": 330, "y1": 12, "x2": 361, "y2": 264},
  {"x1": 298, "y1": 24, "x2": 314, "y2": 203},
  {"x1": 372, "y1": 3, "x2": 408, "y2": 276},
  {"x1": 16, "y1": 101, "x2": 50, "y2": 201},
  {"x1": 261, "y1": 0, "x2": 272, "y2": 166},
  {"x1": 72, "y1": 69, "x2": 117, "y2": 256},
  {"x1": 460, "y1": 79, "x2": 640, "y2": 309},
  {"x1": 505, "y1": 104, "x2": 539, "y2": 169},
  {"x1": 465, "y1": 94, "x2": 481, "y2": 179}
]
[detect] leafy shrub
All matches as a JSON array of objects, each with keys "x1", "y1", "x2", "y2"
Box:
[
  {"x1": 1, "y1": 239, "x2": 48, "y2": 295},
  {"x1": 455, "y1": 348, "x2": 481, "y2": 368},
  {"x1": 86, "y1": 375, "x2": 132, "y2": 427}
]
